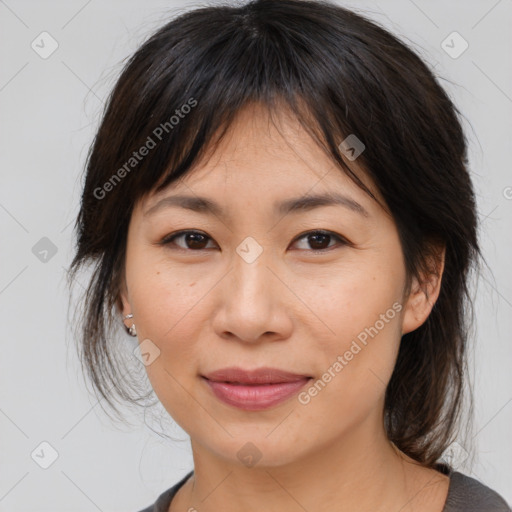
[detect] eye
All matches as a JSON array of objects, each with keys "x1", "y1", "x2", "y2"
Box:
[
  {"x1": 159, "y1": 230, "x2": 216, "y2": 251},
  {"x1": 290, "y1": 230, "x2": 349, "y2": 252}
]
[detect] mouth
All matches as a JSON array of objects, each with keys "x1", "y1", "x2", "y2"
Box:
[{"x1": 201, "y1": 367, "x2": 313, "y2": 411}]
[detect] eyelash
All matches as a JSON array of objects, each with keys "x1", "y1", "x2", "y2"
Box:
[{"x1": 158, "y1": 229, "x2": 351, "y2": 253}]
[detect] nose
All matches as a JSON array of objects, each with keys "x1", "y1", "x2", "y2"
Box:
[{"x1": 212, "y1": 248, "x2": 293, "y2": 344}]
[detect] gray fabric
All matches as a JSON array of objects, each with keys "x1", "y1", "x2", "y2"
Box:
[
  {"x1": 137, "y1": 470, "x2": 193, "y2": 512},
  {"x1": 442, "y1": 471, "x2": 510, "y2": 512},
  {"x1": 137, "y1": 469, "x2": 511, "y2": 512}
]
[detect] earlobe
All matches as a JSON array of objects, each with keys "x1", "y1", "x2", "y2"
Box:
[
  {"x1": 117, "y1": 278, "x2": 137, "y2": 336},
  {"x1": 401, "y1": 279, "x2": 429, "y2": 335},
  {"x1": 400, "y1": 245, "x2": 445, "y2": 335}
]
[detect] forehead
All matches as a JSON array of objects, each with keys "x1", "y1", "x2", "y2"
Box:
[{"x1": 146, "y1": 102, "x2": 380, "y2": 205}]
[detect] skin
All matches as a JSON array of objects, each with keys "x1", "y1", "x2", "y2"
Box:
[{"x1": 120, "y1": 102, "x2": 449, "y2": 512}]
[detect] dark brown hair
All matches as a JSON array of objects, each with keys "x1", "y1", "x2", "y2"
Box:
[{"x1": 68, "y1": 0, "x2": 481, "y2": 469}]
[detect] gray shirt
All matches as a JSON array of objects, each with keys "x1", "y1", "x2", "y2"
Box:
[{"x1": 137, "y1": 467, "x2": 511, "y2": 512}]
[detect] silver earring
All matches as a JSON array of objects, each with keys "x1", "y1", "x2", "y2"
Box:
[{"x1": 124, "y1": 314, "x2": 137, "y2": 337}]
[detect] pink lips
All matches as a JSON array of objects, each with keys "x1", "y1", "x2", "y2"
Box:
[{"x1": 202, "y1": 367, "x2": 312, "y2": 411}]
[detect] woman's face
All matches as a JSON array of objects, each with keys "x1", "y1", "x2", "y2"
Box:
[{"x1": 120, "y1": 103, "x2": 431, "y2": 468}]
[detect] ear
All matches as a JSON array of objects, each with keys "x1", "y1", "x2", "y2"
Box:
[{"x1": 401, "y1": 243, "x2": 446, "y2": 335}]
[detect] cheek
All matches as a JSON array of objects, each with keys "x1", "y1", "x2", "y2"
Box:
[
  {"x1": 299, "y1": 257, "x2": 405, "y2": 406},
  {"x1": 129, "y1": 266, "x2": 208, "y2": 426},
  {"x1": 295, "y1": 307, "x2": 402, "y2": 441},
  {"x1": 127, "y1": 249, "x2": 212, "y2": 341},
  {"x1": 304, "y1": 258, "x2": 404, "y2": 346},
  {"x1": 125, "y1": 252, "x2": 213, "y2": 403}
]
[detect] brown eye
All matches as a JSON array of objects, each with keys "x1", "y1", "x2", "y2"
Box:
[
  {"x1": 291, "y1": 230, "x2": 348, "y2": 252},
  {"x1": 161, "y1": 230, "x2": 215, "y2": 250}
]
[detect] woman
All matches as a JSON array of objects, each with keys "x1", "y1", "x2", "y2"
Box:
[{"x1": 68, "y1": 0, "x2": 511, "y2": 510}]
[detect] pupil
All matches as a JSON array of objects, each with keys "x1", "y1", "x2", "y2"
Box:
[
  {"x1": 309, "y1": 233, "x2": 329, "y2": 249},
  {"x1": 187, "y1": 233, "x2": 207, "y2": 249}
]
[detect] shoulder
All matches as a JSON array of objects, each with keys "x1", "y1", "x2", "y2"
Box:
[
  {"x1": 135, "y1": 470, "x2": 194, "y2": 512},
  {"x1": 444, "y1": 471, "x2": 511, "y2": 512}
]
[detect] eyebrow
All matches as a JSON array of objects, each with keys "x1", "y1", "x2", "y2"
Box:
[{"x1": 143, "y1": 191, "x2": 369, "y2": 219}]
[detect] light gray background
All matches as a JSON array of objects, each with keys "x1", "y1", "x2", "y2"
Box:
[{"x1": 1, "y1": 0, "x2": 511, "y2": 510}]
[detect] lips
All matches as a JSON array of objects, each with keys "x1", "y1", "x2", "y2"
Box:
[
  {"x1": 203, "y1": 366, "x2": 311, "y2": 385},
  {"x1": 202, "y1": 367, "x2": 312, "y2": 411}
]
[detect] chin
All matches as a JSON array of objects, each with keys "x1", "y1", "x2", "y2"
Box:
[{"x1": 201, "y1": 432, "x2": 311, "y2": 470}]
